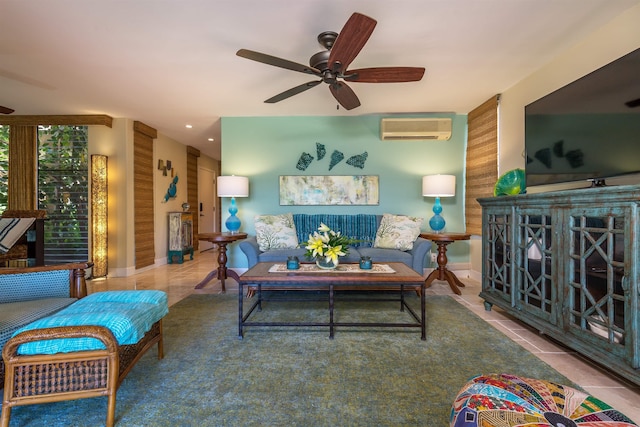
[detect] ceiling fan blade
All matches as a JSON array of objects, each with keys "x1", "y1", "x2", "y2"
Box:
[
  {"x1": 328, "y1": 13, "x2": 377, "y2": 74},
  {"x1": 329, "y1": 81, "x2": 361, "y2": 110},
  {"x1": 0, "y1": 105, "x2": 15, "y2": 114},
  {"x1": 344, "y1": 67, "x2": 425, "y2": 83},
  {"x1": 626, "y1": 97, "x2": 640, "y2": 108},
  {"x1": 237, "y1": 49, "x2": 321, "y2": 76},
  {"x1": 265, "y1": 80, "x2": 322, "y2": 104}
]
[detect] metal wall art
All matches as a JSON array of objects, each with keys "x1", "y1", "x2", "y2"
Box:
[
  {"x1": 158, "y1": 159, "x2": 174, "y2": 176},
  {"x1": 279, "y1": 175, "x2": 379, "y2": 206},
  {"x1": 295, "y1": 142, "x2": 368, "y2": 171}
]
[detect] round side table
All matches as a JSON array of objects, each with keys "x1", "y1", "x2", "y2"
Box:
[
  {"x1": 420, "y1": 232, "x2": 471, "y2": 295},
  {"x1": 195, "y1": 232, "x2": 247, "y2": 292}
]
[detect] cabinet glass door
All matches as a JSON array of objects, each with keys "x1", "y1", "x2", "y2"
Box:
[
  {"x1": 514, "y1": 211, "x2": 556, "y2": 323},
  {"x1": 564, "y1": 207, "x2": 629, "y2": 360},
  {"x1": 483, "y1": 208, "x2": 514, "y2": 305}
]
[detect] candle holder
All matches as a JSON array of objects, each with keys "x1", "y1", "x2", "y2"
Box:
[
  {"x1": 286, "y1": 256, "x2": 300, "y2": 270},
  {"x1": 359, "y1": 256, "x2": 372, "y2": 270}
]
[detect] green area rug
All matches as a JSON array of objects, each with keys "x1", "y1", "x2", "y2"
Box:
[{"x1": 3, "y1": 293, "x2": 573, "y2": 426}]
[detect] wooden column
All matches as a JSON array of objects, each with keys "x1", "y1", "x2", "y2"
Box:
[
  {"x1": 133, "y1": 121, "x2": 157, "y2": 269},
  {"x1": 186, "y1": 145, "x2": 200, "y2": 250},
  {"x1": 8, "y1": 125, "x2": 37, "y2": 210}
]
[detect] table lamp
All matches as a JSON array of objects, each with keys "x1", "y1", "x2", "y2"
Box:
[
  {"x1": 422, "y1": 174, "x2": 456, "y2": 232},
  {"x1": 217, "y1": 175, "x2": 249, "y2": 233}
]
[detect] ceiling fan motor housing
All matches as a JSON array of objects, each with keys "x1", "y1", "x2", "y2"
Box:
[
  {"x1": 309, "y1": 50, "x2": 330, "y2": 71},
  {"x1": 309, "y1": 50, "x2": 339, "y2": 83}
]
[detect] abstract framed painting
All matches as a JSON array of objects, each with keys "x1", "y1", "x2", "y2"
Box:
[{"x1": 279, "y1": 175, "x2": 379, "y2": 206}]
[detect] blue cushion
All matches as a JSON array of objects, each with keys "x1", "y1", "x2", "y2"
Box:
[
  {"x1": 74, "y1": 289, "x2": 167, "y2": 306},
  {"x1": 258, "y1": 247, "x2": 363, "y2": 264},
  {"x1": 14, "y1": 290, "x2": 168, "y2": 355},
  {"x1": 0, "y1": 298, "x2": 77, "y2": 351},
  {"x1": 357, "y1": 247, "x2": 412, "y2": 266},
  {"x1": 258, "y1": 248, "x2": 308, "y2": 263}
]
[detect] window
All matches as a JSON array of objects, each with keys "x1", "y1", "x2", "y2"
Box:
[
  {"x1": 38, "y1": 125, "x2": 89, "y2": 263},
  {"x1": 0, "y1": 125, "x2": 8, "y2": 212}
]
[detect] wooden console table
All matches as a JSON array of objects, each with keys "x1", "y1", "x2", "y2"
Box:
[
  {"x1": 195, "y1": 232, "x2": 247, "y2": 292},
  {"x1": 420, "y1": 232, "x2": 470, "y2": 295}
]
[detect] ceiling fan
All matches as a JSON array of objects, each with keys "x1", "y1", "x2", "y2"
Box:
[
  {"x1": 0, "y1": 106, "x2": 14, "y2": 114},
  {"x1": 236, "y1": 12, "x2": 425, "y2": 110}
]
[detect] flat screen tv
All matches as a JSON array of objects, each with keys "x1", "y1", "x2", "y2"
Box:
[{"x1": 525, "y1": 47, "x2": 640, "y2": 187}]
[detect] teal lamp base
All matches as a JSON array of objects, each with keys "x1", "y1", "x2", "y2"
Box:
[
  {"x1": 429, "y1": 196, "x2": 446, "y2": 232},
  {"x1": 225, "y1": 197, "x2": 241, "y2": 233}
]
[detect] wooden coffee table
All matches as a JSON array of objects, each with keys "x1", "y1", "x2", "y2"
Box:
[{"x1": 237, "y1": 262, "x2": 426, "y2": 340}]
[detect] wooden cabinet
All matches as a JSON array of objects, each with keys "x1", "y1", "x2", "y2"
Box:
[
  {"x1": 479, "y1": 184, "x2": 639, "y2": 385},
  {"x1": 168, "y1": 212, "x2": 194, "y2": 264}
]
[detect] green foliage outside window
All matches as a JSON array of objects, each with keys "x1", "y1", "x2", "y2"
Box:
[
  {"x1": 38, "y1": 125, "x2": 89, "y2": 263},
  {"x1": 0, "y1": 125, "x2": 8, "y2": 212},
  {"x1": 0, "y1": 125, "x2": 89, "y2": 263}
]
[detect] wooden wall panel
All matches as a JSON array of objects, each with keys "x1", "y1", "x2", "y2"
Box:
[
  {"x1": 8, "y1": 125, "x2": 37, "y2": 209},
  {"x1": 465, "y1": 95, "x2": 499, "y2": 236},
  {"x1": 186, "y1": 146, "x2": 200, "y2": 250},
  {"x1": 133, "y1": 124, "x2": 156, "y2": 269},
  {"x1": 0, "y1": 114, "x2": 112, "y2": 127}
]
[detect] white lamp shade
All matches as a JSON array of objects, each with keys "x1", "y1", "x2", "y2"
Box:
[
  {"x1": 422, "y1": 174, "x2": 456, "y2": 197},
  {"x1": 217, "y1": 175, "x2": 249, "y2": 197}
]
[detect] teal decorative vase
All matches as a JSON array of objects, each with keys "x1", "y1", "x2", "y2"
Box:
[
  {"x1": 494, "y1": 168, "x2": 526, "y2": 196},
  {"x1": 316, "y1": 257, "x2": 338, "y2": 270}
]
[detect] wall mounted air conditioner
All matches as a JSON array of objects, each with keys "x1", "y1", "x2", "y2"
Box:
[{"x1": 380, "y1": 118, "x2": 452, "y2": 141}]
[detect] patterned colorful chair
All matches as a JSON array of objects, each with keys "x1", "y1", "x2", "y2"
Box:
[{"x1": 450, "y1": 373, "x2": 638, "y2": 426}]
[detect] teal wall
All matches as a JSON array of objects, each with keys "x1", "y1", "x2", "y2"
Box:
[{"x1": 221, "y1": 114, "x2": 468, "y2": 268}]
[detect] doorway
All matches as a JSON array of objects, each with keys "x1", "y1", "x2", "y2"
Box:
[{"x1": 198, "y1": 167, "x2": 217, "y2": 251}]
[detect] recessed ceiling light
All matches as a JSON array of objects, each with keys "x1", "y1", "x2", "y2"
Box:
[
  {"x1": 208, "y1": 138, "x2": 214, "y2": 142},
  {"x1": 185, "y1": 124, "x2": 193, "y2": 129}
]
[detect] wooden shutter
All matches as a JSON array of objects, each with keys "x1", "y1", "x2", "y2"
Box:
[
  {"x1": 133, "y1": 121, "x2": 157, "y2": 269},
  {"x1": 186, "y1": 146, "x2": 200, "y2": 250},
  {"x1": 465, "y1": 95, "x2": 499, "y2": 236},
  {"x1": 8, "y1": 125, "x2": 37, "y2": 210}
]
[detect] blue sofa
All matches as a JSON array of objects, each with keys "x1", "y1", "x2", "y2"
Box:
[{"x1": 239, "y1": 214, "x2": 431, "y2": 274}]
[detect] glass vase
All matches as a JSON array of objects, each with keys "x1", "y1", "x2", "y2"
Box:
[{"x1": 316, "y1": 257, "x2": 338, "y2": 270}]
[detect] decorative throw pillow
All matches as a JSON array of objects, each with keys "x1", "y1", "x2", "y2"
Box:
[
  {"x1": 374, "y1": 213, "x2": 423, "y2": 251},
  {"x1": 254, "y1": 213, "x2": 299, "y2": 251}
]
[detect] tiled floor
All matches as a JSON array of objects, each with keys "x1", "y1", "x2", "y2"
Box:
[{"x1": 89, "y1": 250, "x2": 640, "y2": 422}]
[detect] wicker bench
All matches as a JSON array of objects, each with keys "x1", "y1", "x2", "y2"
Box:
[
  {"x1": 1, "y1": 265, "x2": 166, "y2": 427},
  {"x1": 0, "y1": 262, "x2": 90, "y2": 386}
]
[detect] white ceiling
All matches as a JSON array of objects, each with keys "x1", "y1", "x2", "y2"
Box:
[{"x1": 1, "y1": 0, "x2": 639, "y2": 160}]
